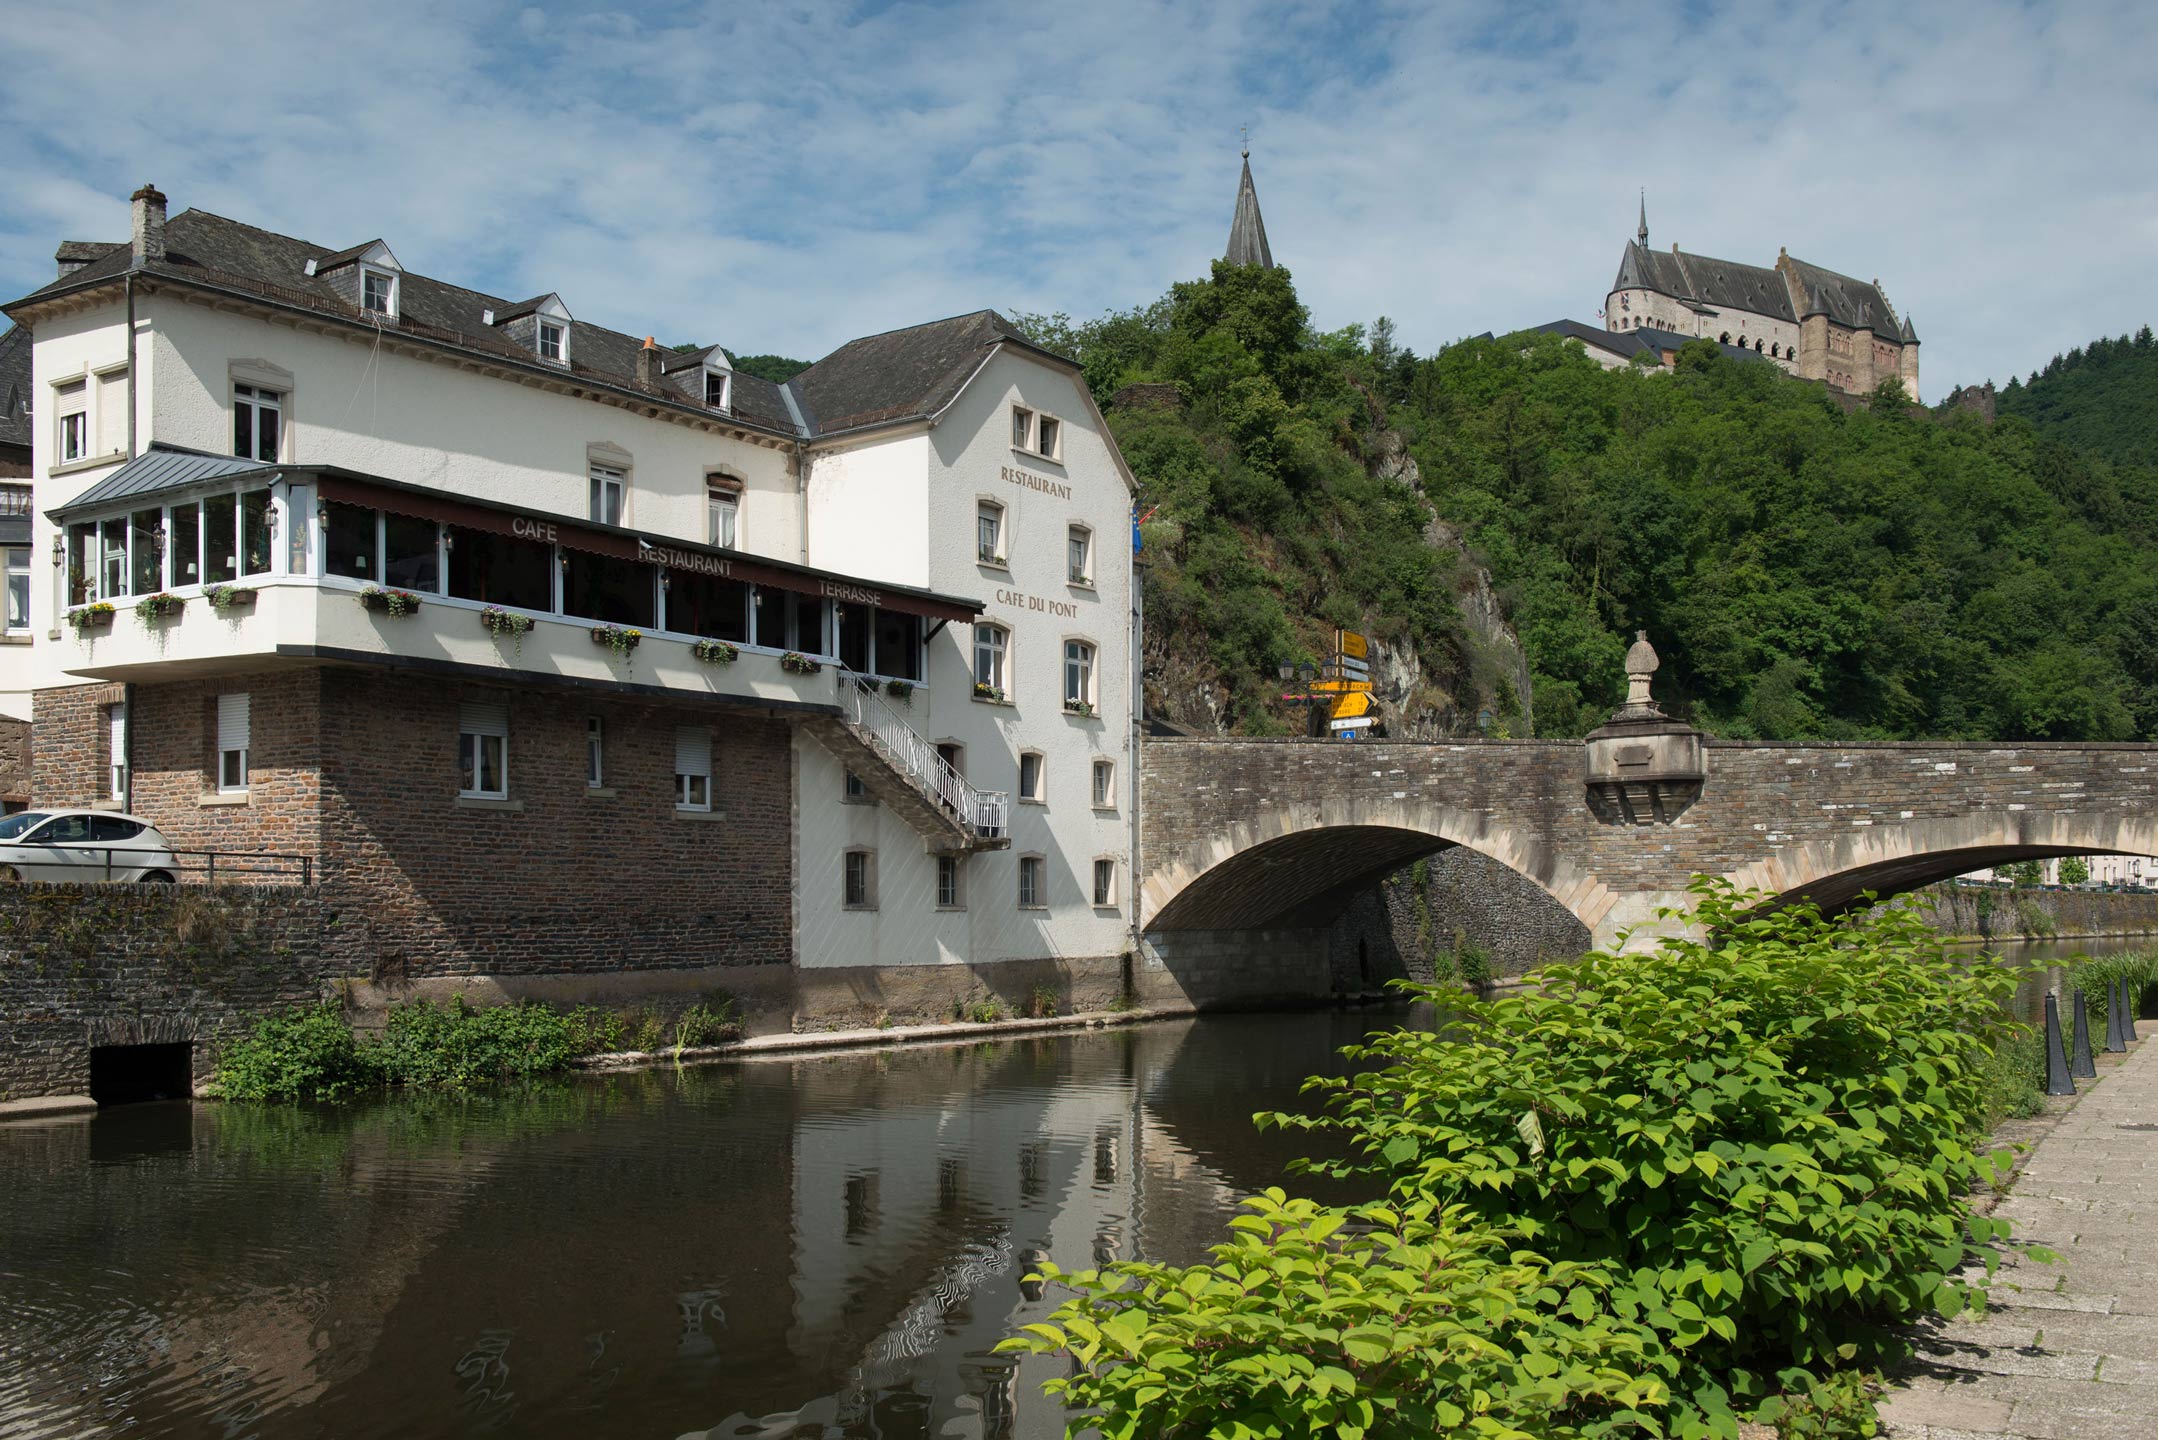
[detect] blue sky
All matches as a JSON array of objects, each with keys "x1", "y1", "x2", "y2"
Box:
[{"x1": 3, "y1": 0, "x2": 2153, "y2": 397}]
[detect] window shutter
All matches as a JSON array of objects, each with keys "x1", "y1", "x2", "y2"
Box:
[
  {"x1": 109, "y1": 703, "x2": 127, "y2": 760},
  {"x1": 217, "y1": 693, "x2": 250, "y2": 752},
  {"x1": 95, "y1": 371, "x2": 129, "y2": 456},
  {"x1": 675, "y1": 726, "x2": 711, "y2": 776},
  {"x1": 459, "y1": 701, "x2": 508, "y2": 739}
]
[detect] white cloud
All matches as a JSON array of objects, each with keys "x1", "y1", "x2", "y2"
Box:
[{"x1": 1, "y1": 0, "x2": 2150, "y2": 393}]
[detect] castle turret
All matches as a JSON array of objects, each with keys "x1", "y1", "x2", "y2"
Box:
[
  {"x1": 1224, "y1": 148, "x2": 1274, "y2": 269},
  {"x1": 1637, "y1": 189, "x2": 1649, "y2": 247}
]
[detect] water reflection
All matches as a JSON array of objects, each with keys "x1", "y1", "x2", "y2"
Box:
[{"x1": 0, "y1": 1009, "x2": 1396, "y2": 1440}]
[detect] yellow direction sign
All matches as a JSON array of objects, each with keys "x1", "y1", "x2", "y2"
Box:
[
  {"x1": 1330, "y1": 690, "x2": 1372, "y2": 720},
  {"x1": 1311, "y1": 678, "x2": 1374, "y2": 694},
  {"x1": 1336, "y1": 629, "x2": 1370, "y2": 661}
]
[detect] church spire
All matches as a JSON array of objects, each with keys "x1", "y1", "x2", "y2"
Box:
[
  {"x1": 1637, "y1": 189, "x2": 1649, "y2": 247},
  {"x1": 1225, "y1": 143, "x2": 1274, "y2": 269}
]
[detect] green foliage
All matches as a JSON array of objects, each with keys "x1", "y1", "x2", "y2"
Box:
[
  {"x1": 1267, "y1": 881, "x2": 2027, "y2": 1420},
  {"x1": 1992, "y1": 326, "x2": 2158, "y2": 469},
  {"x1": 1977, "y1": 1028, "x2": 2048, "y2": 1122},
  {"x1": 2057, "y1": 856, "x2": 2090, "y2": 886},
  {"x1": 2066, "y1": 948, "x2": 2158, "y2": 1046},
  {"x1": 999, "y1": 1189, "x2": 1673, "y2": 1440},
  {"x1": 1028, "y1": 984, "x2": 1060, "y2": 1019},
  {"x1": 727, "y1": 353, "x2": 812, "y2": 385},
  {"x1": 374, "y1": 998, "x2": 576, "y2": 1090},
  {"x1": 673, "y1": 997, "x2": 741, "y2": 1049},
  {"x1": 969, "y1": 998, "x2": 1005, "y2": 1024},
  {"x1": 217, "y1": 1004, "x2": 378, "y2": 1103},
  {"x1": 564, "y1": 1005, "x2": 627, "y2": 1055},
  {"x1": 1769, "y1": 1368, "x2": 1881, "y2": 1439},
  {"x1": 1999, "y1": 860, "x2": 2044, "y2": 888}
]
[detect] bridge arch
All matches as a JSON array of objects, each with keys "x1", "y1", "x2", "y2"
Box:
[
  {"x1": 1140, "y1": 796, "x2": 1618, "y2": 935},
  {"x1": 1723, "y1": 811, "x2": 2158, "y2": 916}
]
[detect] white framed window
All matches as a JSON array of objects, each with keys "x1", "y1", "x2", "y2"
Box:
[
  {"x1": 843, "y1": 848, "x2": 876, "y2": 909},
  {"x1": 458, "y1": 701, "x2": 507, "y2": 799},
  {"x1": 233, "y1": 383, "x2": 283, "y2": 462},
  {"x1": 1017, "y1": 854, "x2": 1046, "y2": 910},
  {"x1": 109, "y1": 702, "x2": 128, "y2": 800},
  {"x1": 707, "y1": 483, "x2": 739, "y2": 549},
  {"x1": 538, "y1": 320, "x2": 566, "y2": 364},
  {"x1": 1012, "y1": 404, "x2": 1060, "y2": 460},
  {"x1": 1092, "y1": 857, "x2": 1117, "y2": 908},
  {"x1": 976, "y1": 500, "x2": 1004, "y2": 565},
  {"x1": 937, "y1": 854, "x2": 964, "y2": 910},
  {"x1": 217, "y1": 692, "x2": 251, "y2": 794},
  {"x1": 704, "y1": 369, "x2": 730, "y2": 410},
  {"x1": 585, "y1": 717, "x2": 604, "y2": 788},
  {"x1": 675, "y1": 725, "x2": 712, "y2": 811},
  {"x1": 1067, "y1": 525, "x2": 1092, "y2": 585},
  {"x1": 4, "y1": 547, "x2": 28, "y2": 634},
  {"x1": 589, "y1": 463, "x2": 626, "y2": 526},
  {"x1": 1092, "y1": 758, "x2": 1115, "y2": 809},
  {"x1": 56, "y1": 380, "x2": 87, "y2": 464},
  {"x1": 1011, "y1": 405, "x2": 1033, "y2": 450},
  {"x1": 361, "y1": 267, "x2": 398, "y2": 318},
  {"x1": 1064, "y1": 640, "x2": 1096, "y2": 710},
  {"x1": 972, "y1": 623, "x2": 1008, "y2": 695},
  {"x1": 1018, "y1": 751, "x2": 1045, "y2": 804},
  {"x1": 95, "y1": 369, "x2": 128, "y2": 458}
]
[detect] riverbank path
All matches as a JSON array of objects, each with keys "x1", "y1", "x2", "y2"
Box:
[{"x1": 1881, "y1": 1018, "x2": 2158, "y2": 1440}]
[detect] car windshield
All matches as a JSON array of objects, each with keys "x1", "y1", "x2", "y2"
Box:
[{"x1": 0, "y1": 811, "x2": 50, "y2": 841}]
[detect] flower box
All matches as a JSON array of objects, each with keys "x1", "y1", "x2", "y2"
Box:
[
  {"x1": 134, "y1": 592, "x2": 184, "y2": 623},
  {"x1": 480, "y1": 607, "x2": 534, "y2": 637},
  {"x1": 885, "y1": 679, "x2": 915, "y2": 703},
  {"x1": 205, "y1": 585, "x2": 257, "y2": 611},
  {"x1": 67, "y1": 603, "x2": 115, "y2": 632},
  {"x1": 692, "y1": 639, "x2": 739, "y2": 664},
  {"x1": 779, "y1": 651, "x2": 821, "y2": 676},
  {"x1": 360, "y1": 587, "x2": 422, "y2": 617},
  {"x1": 972, "y1": 682, "x2": 1006, "y2": 702},
  {"x1": 591, "y1": 624, "x2": 641, "y2": 654},
  {"x1": 1064, "y1": 699, "x2": 1095, "y2": 717}
]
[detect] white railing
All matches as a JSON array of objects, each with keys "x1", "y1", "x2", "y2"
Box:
[{"x1": 835, "y1": 670, "x2": 1008, "y2": 841}]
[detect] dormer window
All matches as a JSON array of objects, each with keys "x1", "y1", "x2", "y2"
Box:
[
  {"x1": 539, "y1": 321, "x2": 565, "y2": 363},
  {"x1": 361, "y1": 268, "x2": 397, "y2": 318},
  {"x1": 704, "y1": 369, "x2": 730, "y2": 411}
]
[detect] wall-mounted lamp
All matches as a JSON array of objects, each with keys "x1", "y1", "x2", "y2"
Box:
[{"x1": 51, "y1": 535, "x2": 64, "y2": 567}]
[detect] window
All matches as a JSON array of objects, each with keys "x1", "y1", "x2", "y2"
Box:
[
  {"x1": 976, "y1": 501, "x2": 1004, "y2": 565},
  {"x1": 1017, "y1": 855, "x2": 1045, "y2": 909},
  {"x1": 585, "y1": 718, "x2": 604, "y2": 788},
  {"x1": 384, "y1": 512, "x2": 440, "y2": 592},
  {"x1": 1012, "y1": 404, "x2": 1059, "y2": 460},
  {"x1": 1092, "y1": 758, "x2": 1115, "y2": 809},
  {"x1": 589, "y1": 464, "x2": 626, "y2": 526},
  {"x1": 96, "y1": 370, "x2": 128, "y2": 457},
  {"x1": 1018, "y1": 751, "x2": 1044, "y2": 803},
  {"x1": 538, "y1": 320, "x2": 566, "y2": 364},
  {"x1": 4, "y1": 547, "x2": 28, "y2": 634},
  {"x1": 843, "y1": 849, "x2": 876, "y2": 909},
  {"x1": 446, "y1": 523, "x2": 553, "y2": 611},
  {"x1": 707, "y1": 484, "x2": 738, "y2": 549},
  {"x1": 675, "y1": 726, "x2": 712, "y2": 811},
  {"x1": 1012, "y1": 406, "x2": 1033, "y2": 450},
  {"x1": 563, "y1": 549, "x2": 656, "y2": 629},
  {"x1": 109, "y1": 703, "x2": 128, "y2": 800},
  {"x1": 56, "y1": 380, "x2": 87, "y2": 463},
  {"x1": 324, "y1": 500, "x2": 377, "y2": 581},
  {"x1": 843, "y1": 769, "x2": 869, "y2": 803},
  {"x1": 1093, "y1": 858, "x2": 1117, "y2": 908},
  {"x1": 937, "y1": 854, "x2": 963, "y2": 909},
  {"x1": 233, "y1": 383, "x2": 282, "y2": 462},
  {"x1": 361, "y1": 268, "x2": 397, "y2": 317},
  {"x1": 100, "y1": 517, "x2": 127, "y2": 598},
  {"x1": 873, "y1": 609, "x2": 923, "y2": 683},
  {"x1": 217, "y1": 692, "x2": 250, "y2": 794},
  {"x1": 972, "y1": 623, "x2": 1008, "y2": 695},
  {"x1": 1064, "y1": 640, "x2": 1095, "y2": 710},
  {"x1": 704, "y1": 370, "x2": 730, "y2": 410},
  {"x1": 130, "y1": 509, "x2": 160, "y2": 594},
  {"x1": 1067, "y1": 525, "x2": 1092, "y2": 584},
  {"x1": 458, "y1": 701, "x2": 508, "y2": 799},
  {"x1": 1037, "y1": 414, "x2": 1060, "y2": 460}
]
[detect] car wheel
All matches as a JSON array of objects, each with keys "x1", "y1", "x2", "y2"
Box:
[
  {"x1": 0, "y1": 865, "x2": 19, "y2": 882},
  {"x1": 140, "y1": 870, "x2": 176, "y2": 885}
]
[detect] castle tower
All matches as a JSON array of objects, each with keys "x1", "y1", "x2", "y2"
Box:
[
  {"x1": 1224, "y1": 147, "x2": 1274, "y2": 269},
  {"x1": 1637, "y1": 190, "x2": 1648, "y2": 247},
  {"x1": 1898, "y1": 314, "x2": 1921, "y2": 401}
]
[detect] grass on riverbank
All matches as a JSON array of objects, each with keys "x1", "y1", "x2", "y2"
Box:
[
  {"x1": 1976, "y1": 948, "x2": 2158, "y2": 1123},
  {"x1": 217, "y1": 995, "x2": 743, "y2": 1103}
]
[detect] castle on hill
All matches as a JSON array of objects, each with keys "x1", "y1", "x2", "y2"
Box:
[{"x1": 1604, "y1": 197, "x2": 1919, "y2": 399}]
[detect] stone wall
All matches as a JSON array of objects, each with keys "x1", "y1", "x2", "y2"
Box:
[
  {"x1": 0, "y1": 884, "x2": 329, "y2": 1100},
  {"x1": 0, "y1": 714, "x2": 28, "y2": 807},
  {"x1": 1909, "y1": 885, "x2": 2158, "y2": 942},
  {"x1": 1327, "y1": 848, "x2": 1592, "y2": 983},
  {"x1": 1135, "y1": 927, "x2": 1333, "y2": 1010}
]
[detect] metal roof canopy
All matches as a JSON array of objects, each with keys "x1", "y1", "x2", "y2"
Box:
[{"x1": 53, "y1": 444, "x2": 276, "y2": 516}]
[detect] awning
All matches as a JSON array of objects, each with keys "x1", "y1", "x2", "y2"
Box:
[{"x1": 51, "y1": 444, "x2": 276, "y2": 517}]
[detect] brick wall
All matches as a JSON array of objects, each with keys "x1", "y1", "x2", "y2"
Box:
[
  {"x1": 0, "y1": 715, "x2": 27, "y2": 806},
  {"x1": 31, "y1": 681, "x2": 122, "y2": 808}
]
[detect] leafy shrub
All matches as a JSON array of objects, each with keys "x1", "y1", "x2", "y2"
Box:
[
  {"x1": 968, "y1": 999, "x2": 1004, "y2": 1024},
  {"x1": 564, "y1": 1005, "x2": 627, "y2": 1055},
  {"x1": 218, "y1": 1005, "x2": 379, "y2": 1102},
  {"x1": 1769, "y1": 1367, "x2": 1882, "y2": 1439},
  {"x1": 629, "y1": 1008, "x2": 666, "y2": 1054},
  {"x1": 1978, "y1": 1028, "x2": 2048, "y2": 1122},
  {"x1": 1027, "y1": 984, "x2": 1059, "y2": 1019},
  {"x1": 1000, "y1": 1189, "x2": 1673, "y2": 1439},
  {"x1": 1270, "y1": 880, "x2": 2029, "y2": 1422},
  {"x1": 375, "y1": 998, "x2": 576, "y2": 1090},
  {"x1": 673, "y1": 998, "x2": 741, "y2": 1049},
  {"x1": 2067, "y1": 948, "x2": 2158, "y2": 1045}
]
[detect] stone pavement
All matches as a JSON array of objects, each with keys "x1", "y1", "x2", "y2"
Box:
[{"x1": 1880, "y1": 1019, "x2": 2158, "y2": 1440}]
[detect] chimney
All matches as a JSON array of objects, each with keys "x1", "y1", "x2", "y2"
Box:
[
  {"x1": 638, "y1": 336, "x2": 660, "y2": 388},
  {"x1": 131, "y1": 183, "x2": 168, "y2": 265}
]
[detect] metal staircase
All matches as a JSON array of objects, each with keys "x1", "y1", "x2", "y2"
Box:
[{"x1": 805, "y1": 670, "x2": 1009, "y2": 853}]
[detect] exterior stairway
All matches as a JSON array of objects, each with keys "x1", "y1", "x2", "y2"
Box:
[{"x1": 803, "y1": 670, "x2": 1010, "y2": 853}]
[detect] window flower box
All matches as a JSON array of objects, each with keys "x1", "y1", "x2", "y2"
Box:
[
  {"x1": 885, "y1": 679, "x2": 915, "y2": 703},
  {"x1": 973, "y1": 682, "x2": 1006, "y2": 702},
  {"x1": 480, "y1": 607, "x2": 534, "y2": 638},
  {"x1": 360, "y1": 586, "x2": 422, "y2": 617},
  {"x1": 591, "y1": 624, "x2": 641, "y2": 654},
  {"x1": 68, "y1": 602, "x2": 115, "y2": 632},
  {"x1": 692, "y1": 638, "x2": 739, "y2": 664},
  {"x1": 205, "y1": 585, "x2": 257, "y2": 612},
  {"x1": 1063, "y1": 699, "x2": 1095, "y2": 717},
  {"x1": 779, "y1": 651, "x2": 821, "y2": 676},
  {"x1": 134, "y1": 592, "x2": 184, "y2": 623}
]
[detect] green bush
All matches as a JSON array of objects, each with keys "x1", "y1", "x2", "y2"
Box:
[
  {"x1": 564, "y1": 1005, "x2": 627, "y2": 1055},
  {"x1": 217, "y1": 1005, "x2": 379, "y2": 1103},
  {"x1": 999, "y1": 1190, "x2": 1672, "y2": 1440},
  {"x1": 375, "y1": 998, "x2": 576, "y2": 1090},
  {"x1": 673, "y1": 998, "x2": 741, "y2": 1049},
  {"x1": 1269, "y1": 880, "x2": 2029, "y2": 1422},
  {"x1": 2066, "y1": 948, "x2": 2158, "y2": 1045}
]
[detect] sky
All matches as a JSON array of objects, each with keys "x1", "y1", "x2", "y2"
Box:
[{"x1": 2, "y1": 0, "x2": 2153, "y2": 398}]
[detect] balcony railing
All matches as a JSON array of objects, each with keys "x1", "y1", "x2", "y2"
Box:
[{"x1": 835, "y1": 669, "x2": 1008, "y2": 841}]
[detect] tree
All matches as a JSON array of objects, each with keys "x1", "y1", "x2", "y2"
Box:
[
  {"x1": 2000, "y1": 859, "x2": 2044, "y2": 888},
  {"x1": 2059, "y1": 855, "x2": 2091, "y2": 886}
]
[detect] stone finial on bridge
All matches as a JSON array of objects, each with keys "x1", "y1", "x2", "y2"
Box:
[{"x1": 1584, "y1": 628, "x2": 1704, "y2": 826}]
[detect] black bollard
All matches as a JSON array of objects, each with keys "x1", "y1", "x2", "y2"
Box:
[
  {"x1": 2106, "y1": 976, "x2": 2129, "y2": 1053},
  {"x1": 2124, "y1": 976, "x2": 2140, "y2": 1046},
  {"x1": 2044, "y1": 993, "x2": 2075, "y2": 1097},
  {"x1": 2072, "y1": 989, "x2": 2097, "y2": 1079}
]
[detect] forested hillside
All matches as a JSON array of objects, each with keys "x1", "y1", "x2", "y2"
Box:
[
  {"x1": 1993, "y1": 327, "x2": 2158, "y2": 469},
  {"x1": 1027, "y1": 264, "x2": 2158, "y2": 743}
]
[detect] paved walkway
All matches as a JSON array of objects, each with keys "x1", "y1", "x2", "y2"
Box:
[{"x1": 1880, "y1": 1019, "x2": 2158, "y2": 1440}]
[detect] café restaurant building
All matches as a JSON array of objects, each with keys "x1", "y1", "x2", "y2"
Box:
[{"x1": 6, "y1": 185, "x2": 1137, "y2": 1026}]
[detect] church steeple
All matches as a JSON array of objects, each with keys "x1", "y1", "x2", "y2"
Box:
[
  {"x1": 1225, "y1": 145, "x2": 1274, "y2": 269},
  {"x1": 1637, "y1": 189, "x2": 1649, "y2": 247}
]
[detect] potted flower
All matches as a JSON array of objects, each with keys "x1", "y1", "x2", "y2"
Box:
[
  {"x1": 480, "y1": 606, "x2": 534, "y2": 638},
  {"x1": 972, "y1": 681, "x2": 1004, "y2": 702},
  {"x1": 206, "y1": 584, "x2": 257, "y2": 611},
  {"x1": 885, "y1": 679, "x2": 915, "y2": 703},
  {"x1": 692, "y1": 638, "x2": 739, "y2": 664},
  {"x1": 134, "y1": 591, "x2": 184, "y2": 623},
  {"x1": 1064, "y1": 698, "x2": 1094, "y2": 717},
  {"x1": 68, "y1": 602, "x2": 116, "y2": 632},
  {"x1": 360, "y1": 586, "x2": 421, "y2": 616},
  {"x1": 779, "y1": 651, "x2": 821, "y2": 675},
  {"x1": 591, "y1": 623, "x2": 641, "y2": 655}
]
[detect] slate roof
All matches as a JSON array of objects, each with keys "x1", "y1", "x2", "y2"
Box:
[
  {"x1": 53, "y1": 443, "x2": 276, "y2": 514},
  {"x1": 788, "y1": 309, "x2": 1044, "y2": 436},
  {"x1": 0, "y1": 324, "x2": 30, "y2": 452},
  {"x1": 1783, "y1": 255, "x2": 1900, "y2": 332},
  {"x1": 1225, "y1": 154, "x2": 1274, "y2": 269},
  {"x1": 1531, "y1": 319, "x2": 1766, "y2": 367},
  {"x1": 55, "y1": 241, "x2": 121, "y2": 268}
]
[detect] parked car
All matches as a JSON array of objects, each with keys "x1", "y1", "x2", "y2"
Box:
[{"x1": 0, "y1": 810, "x2": 180, "y2": 884}]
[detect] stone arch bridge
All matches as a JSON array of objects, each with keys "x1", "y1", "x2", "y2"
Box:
[{"x1": 1135, "y1": 736, "x2": 2157, "y2": 992}]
